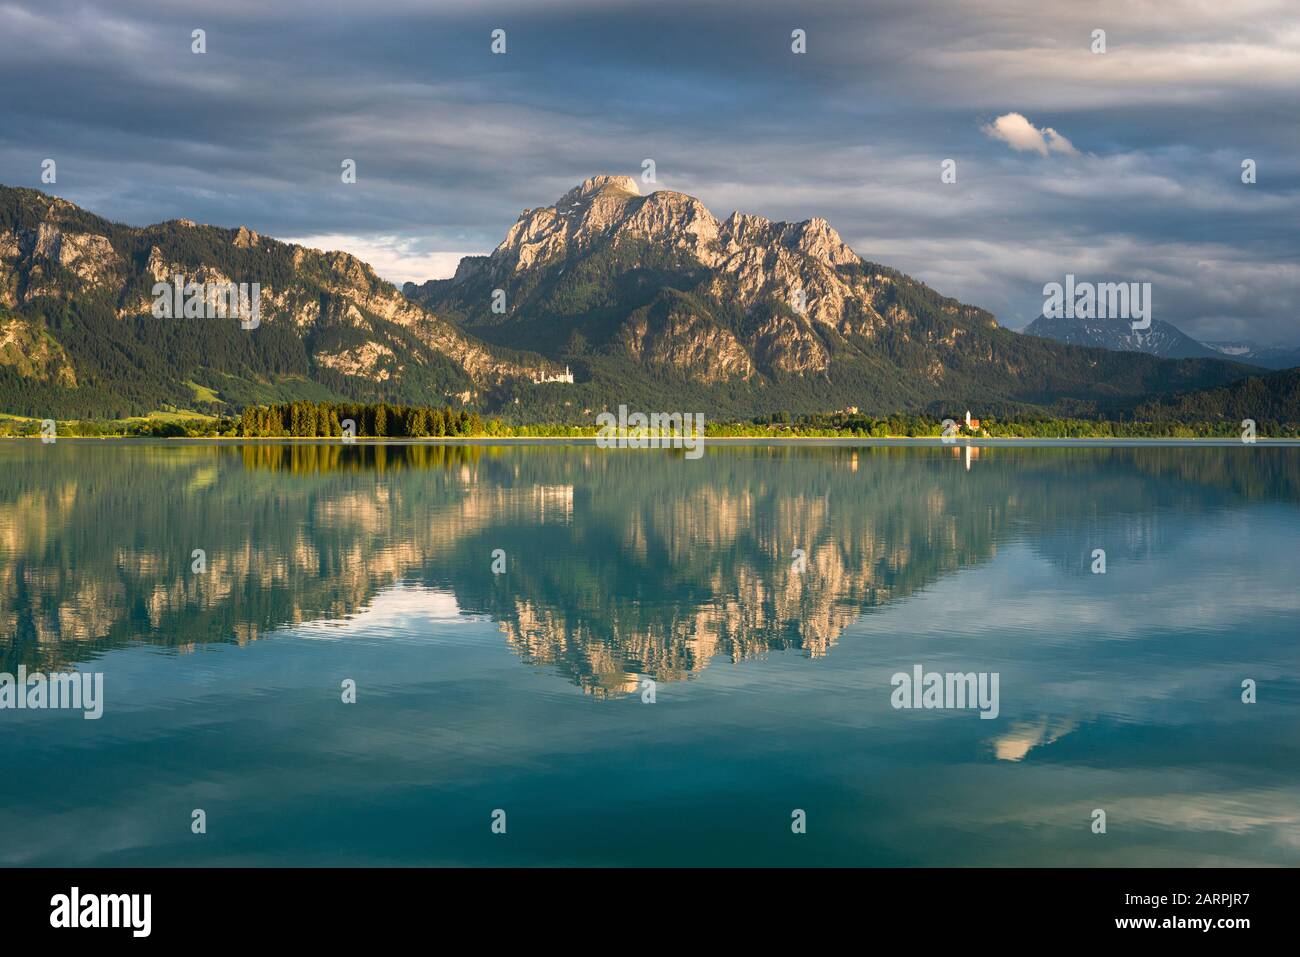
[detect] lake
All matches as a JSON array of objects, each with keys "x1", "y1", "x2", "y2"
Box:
[{"x1": 1, "y1": 440, "x2": 1296, "y2": 866}]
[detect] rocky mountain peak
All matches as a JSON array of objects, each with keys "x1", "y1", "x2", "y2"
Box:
[
  {"x1": 484, "y1": 177, "x2": 864, "y2": 279},
  {"x1": 561, "y1": 174, "x2": 640, "y2": 203},
  {"x1": 495, "y1": 175, "x2": 647, "y2": 271},
  {"x1": 782, "y1": 217, "x2": 858, "y2": 266}
]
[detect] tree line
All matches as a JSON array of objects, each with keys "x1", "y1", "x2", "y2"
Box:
[
  {"x1": 237, "y1": 401, "x2": 490, "y2": 437},
  {"x1": 5, "y1": 400, "x2": 1297, "y2": 439}
]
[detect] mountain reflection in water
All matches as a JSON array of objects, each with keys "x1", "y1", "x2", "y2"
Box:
[
  {"x1": 2, "y1": 441, "x2": 1298, "y2": 867},
  {"x1": 3, "y1": 441, "x2": 1297, "y2": 696}
]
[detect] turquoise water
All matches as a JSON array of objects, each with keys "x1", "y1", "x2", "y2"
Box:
[{"x1": 0, "y1": 441, "x2": 1296, "y2": 866}]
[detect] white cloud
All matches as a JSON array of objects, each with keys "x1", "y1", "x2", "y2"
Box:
[
  {"x1": 293, "y1": 583, "x2": 473, "y2": 639},
  {"x1": 280, "y1": 233, "x2": 480, "y2": 285},
  {"x1": 982, "y1": 112, "x2": 1079, "y2": 156}
]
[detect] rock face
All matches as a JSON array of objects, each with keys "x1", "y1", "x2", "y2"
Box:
[
  {"x1": 405, "y1": 175, "x2": 996, "y2": 380},
  {"x1": 619, "y1": 292, "x2": 756, "y2": 382},
  {"x1": 1, "y1": 220, "x2": 122, "y2": 307},
  {"x1": 0, "y1": 184, "x2": 565, "y2": 415},
  {"x1": 0, "y1": 314, "x2": 77, "y2": 385}
]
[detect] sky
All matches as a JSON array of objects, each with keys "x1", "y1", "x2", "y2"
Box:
[{"x1": 0, "y1": 0, "x2": 1296, "y2": 344}]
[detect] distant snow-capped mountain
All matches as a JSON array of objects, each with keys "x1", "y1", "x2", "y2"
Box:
[
  {"x1": 1021, "y1": 314, "x2": 1223, "y2": 360},
  {"x1": 1023, "y1": 316, "x2": 1300, "y2": 370},
  {"x1": 1202, "y1": 341, "x2": 1300, "y2": 370}
]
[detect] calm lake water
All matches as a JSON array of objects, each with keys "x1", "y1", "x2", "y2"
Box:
[{"x1": 1, "y1": 440, "x2": 1297, "y2": 866}]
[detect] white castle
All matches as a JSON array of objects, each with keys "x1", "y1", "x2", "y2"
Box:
[{"x1": 532, "y1": 366, "x2": 574, "y2": 384}]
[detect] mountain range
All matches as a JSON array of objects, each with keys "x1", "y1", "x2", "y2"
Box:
[
  {"x1": 1023, "y1": 315, "x2": 1300, "y2": 369},
  {"x1": 0, "y1": 176, "x2": 1289, "y2": 423}
]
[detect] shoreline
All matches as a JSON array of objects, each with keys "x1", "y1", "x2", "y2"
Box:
[{"x1": 4, "y1": 435, "x2": 1298, "y2": 447}]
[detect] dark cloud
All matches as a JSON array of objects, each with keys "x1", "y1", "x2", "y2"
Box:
[{"x1": 1, "y1": 0, "x2": 1296, "y2": 343}]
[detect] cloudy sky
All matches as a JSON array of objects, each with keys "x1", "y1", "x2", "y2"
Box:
[{"x1": 1, "y1": 0, "x2": 1296, "y2": 343}]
